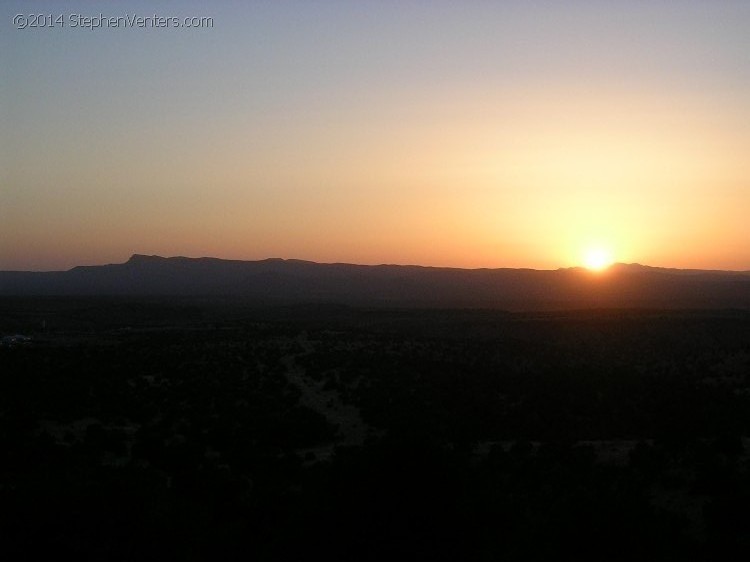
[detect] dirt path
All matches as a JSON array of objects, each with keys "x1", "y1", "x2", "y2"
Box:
[{"x1": 281, "y1": 332, "x2": 369, "y2": 458}]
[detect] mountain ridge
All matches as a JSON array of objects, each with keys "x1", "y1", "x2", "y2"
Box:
[
  {"x1": 114, "y1": 254, "x2": 748, "y2": 274},
  {"x1": 2, "y1": 254, "x2": 749, "y2": 310}
]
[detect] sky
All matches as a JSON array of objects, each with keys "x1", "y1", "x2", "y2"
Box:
[{"x1": 2, "y1": 0, "x2": 749, "y2": 271}]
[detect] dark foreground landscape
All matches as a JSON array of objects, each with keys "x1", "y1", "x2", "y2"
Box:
[{"x1": 3, "y1": 298, "x2": 750, "y2": 560}]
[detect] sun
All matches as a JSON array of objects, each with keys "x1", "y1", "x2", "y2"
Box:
[{"x1": 582, "y1": 247, "x2": 614, "y2": 271}]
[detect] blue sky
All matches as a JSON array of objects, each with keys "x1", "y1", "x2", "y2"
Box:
[{"x1": 3, "y1": 1, "x2": 749, "y2": 270}]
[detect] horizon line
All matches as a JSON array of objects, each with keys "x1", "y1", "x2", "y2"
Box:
[{"x1": 2, "y1": 253, "x2": 749, "y2": 275}]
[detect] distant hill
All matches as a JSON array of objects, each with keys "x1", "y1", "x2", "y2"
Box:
[{"x1": 2, "y1": 254, "x2": 750, "y2": 310}]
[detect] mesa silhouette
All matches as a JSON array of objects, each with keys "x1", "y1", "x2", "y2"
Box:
[{"x1": 2, "y1": 254, "x2": 749, "y2": 310}]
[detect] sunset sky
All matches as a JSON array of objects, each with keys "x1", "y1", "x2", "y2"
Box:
[{"x1": 2, "y1": 1, "x2": 749, "y2": 271}]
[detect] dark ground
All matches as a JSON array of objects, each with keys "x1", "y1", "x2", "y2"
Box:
[{"x1": 2, "y1": 297, "x2": 750, "y2": 560}]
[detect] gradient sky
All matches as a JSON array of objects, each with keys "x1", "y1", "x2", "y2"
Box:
[{"x1": 3, "y1": 1, "x2": 749, "y2": 271}]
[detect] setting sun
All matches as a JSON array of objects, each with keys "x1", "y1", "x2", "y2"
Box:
[{"x1": 583, "y1": 247, "x2": 614, "y2": 271}]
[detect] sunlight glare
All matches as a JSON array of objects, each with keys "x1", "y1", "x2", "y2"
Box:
[{"x1": 582, "y1": 247, "x2": 614, "y2": 271}]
